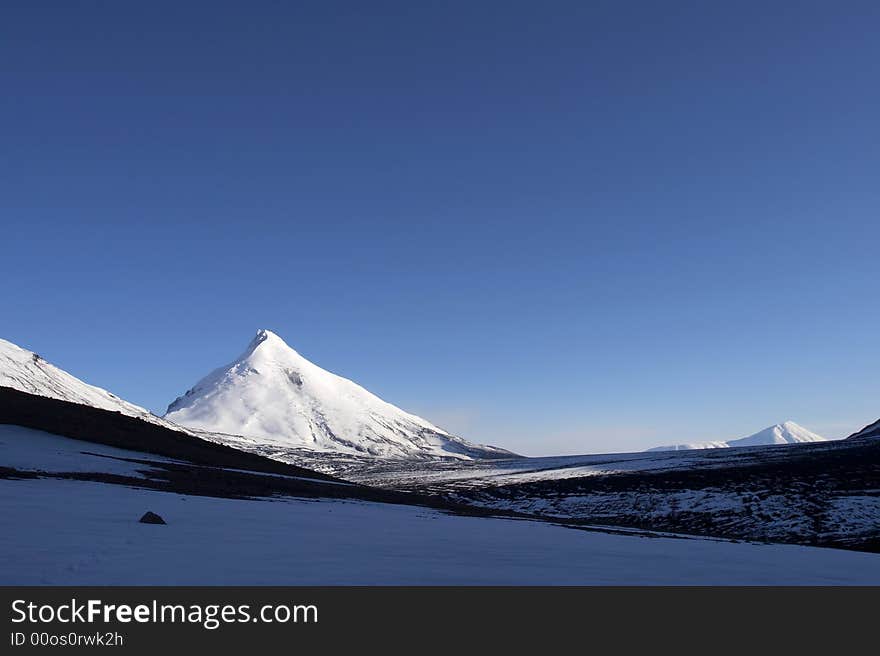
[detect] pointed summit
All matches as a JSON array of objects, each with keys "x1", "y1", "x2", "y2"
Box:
[
  {"x1": 728, "y1": 421, "x2": 826, "y2": 447},
  {"x1": 250, "y1": 328, "x2": 275, "y2": 348},
  {"x1": 164, "y1": 330, "x2": 515, "y2": 460},
  {"x1": 252, "y1": 328, "x2": 285, "y2": 347},
  {"x1": 240, "y1": 329, "x2": 302, "y2": 361}
]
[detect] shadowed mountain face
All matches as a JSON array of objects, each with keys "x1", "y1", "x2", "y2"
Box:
[
  {"x1": 849, "y1": 418, "x2": 880, "y2": 441},
  {"x1": 165, "y1": 329, "x2": 516, "y2": 460}
]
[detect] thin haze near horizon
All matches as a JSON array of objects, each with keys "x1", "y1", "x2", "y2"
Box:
[{"x1": 2, "y1": 3, "x2": 879, "y2": 456}]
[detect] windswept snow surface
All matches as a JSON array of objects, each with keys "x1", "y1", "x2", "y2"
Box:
[
  {"x1": 165, "y1": 329, "x2": 513, "y2": 460},
  {"x1": 647, "y1": 421, "x2": 827, "y2": 452},
  {"x1": 0, "y1": 338, "x2": 162, "y2": 425},
  {"x1": 2, "y1": 476, "x2": 880, "y2": 585},
  {"x1": 0, "y1": 424, "x2": 181, "y2": 476}
]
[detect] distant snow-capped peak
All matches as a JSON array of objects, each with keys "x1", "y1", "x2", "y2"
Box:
[
  {"x1": 164, "y1": 329, "x2": 515, "y2": 460},
  {"x1": 646, "y1": 421, "x2": 827, "y2": 452}
]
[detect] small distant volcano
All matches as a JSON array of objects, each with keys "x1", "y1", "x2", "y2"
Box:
[{"x1": 646, "y1": 421, "x2": 828, "y2": 452}]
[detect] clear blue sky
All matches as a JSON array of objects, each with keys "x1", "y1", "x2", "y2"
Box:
[{"x1": 2, "y1": 2, "x2": 879, "y2": 455}]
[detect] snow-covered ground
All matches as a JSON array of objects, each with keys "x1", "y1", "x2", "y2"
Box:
[
  {"x1": 464, "y1": 486, "x2": 880, "y2": 545},
  {"x1": 2, "y1": 476, "x2": 880, "y2": 585},
  {"x1": 0, "y1": 424, "x2": 182, "y2": 476},
  {"x1": 2, "y1": 421, "x2": 879, "y2": 584}
]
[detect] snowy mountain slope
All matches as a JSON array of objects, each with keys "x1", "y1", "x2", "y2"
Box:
[
  {"x1": 646, "y1": 421, "x2": 827, "y2": 452},
  {"x1": 165, "y1": 330, "x2": 514, "y2": 460},
  {"x1": 0, "y1": 337, "x2": 340, "y2": 477},
  {"x1": 0, "y1": 337, "x2": 163, "y2": 426}
]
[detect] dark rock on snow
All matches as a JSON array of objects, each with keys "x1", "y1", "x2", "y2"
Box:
[{"x1": 139, "y1": 511, "x2": 166, "y2": 525}]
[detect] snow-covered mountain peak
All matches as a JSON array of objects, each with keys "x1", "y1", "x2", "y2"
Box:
[
  {"x1": 249, "y1": 328, "x2": 289, "y2": 352},
  {"x1": 164, "y1": 330, "x2": 515, "y2": 460},
  {"x1": 239, "y1": 329, "x2": 302, "y2": 364},
  {"x1": 647, "y1": 421, "x2": 828, "y2": 452},
  {"x1": 219, "y1": 329, "x2": 358, "y2": 397},
  {"x1": 735, "y1": 421, "x2": 825, "y2": 447}
]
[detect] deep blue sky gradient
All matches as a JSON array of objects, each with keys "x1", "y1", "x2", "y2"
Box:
[{"x1": 2, "y1": 2, "x2": 879, "y2": 454}]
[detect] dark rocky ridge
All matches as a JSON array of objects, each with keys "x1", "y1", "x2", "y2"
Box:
[
  {"x1": 848, "y1": 418, "x2": 880, "y2": 440},
  {"x1": 0, "y1": 385, "x2": 337, "y2": 480}
]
